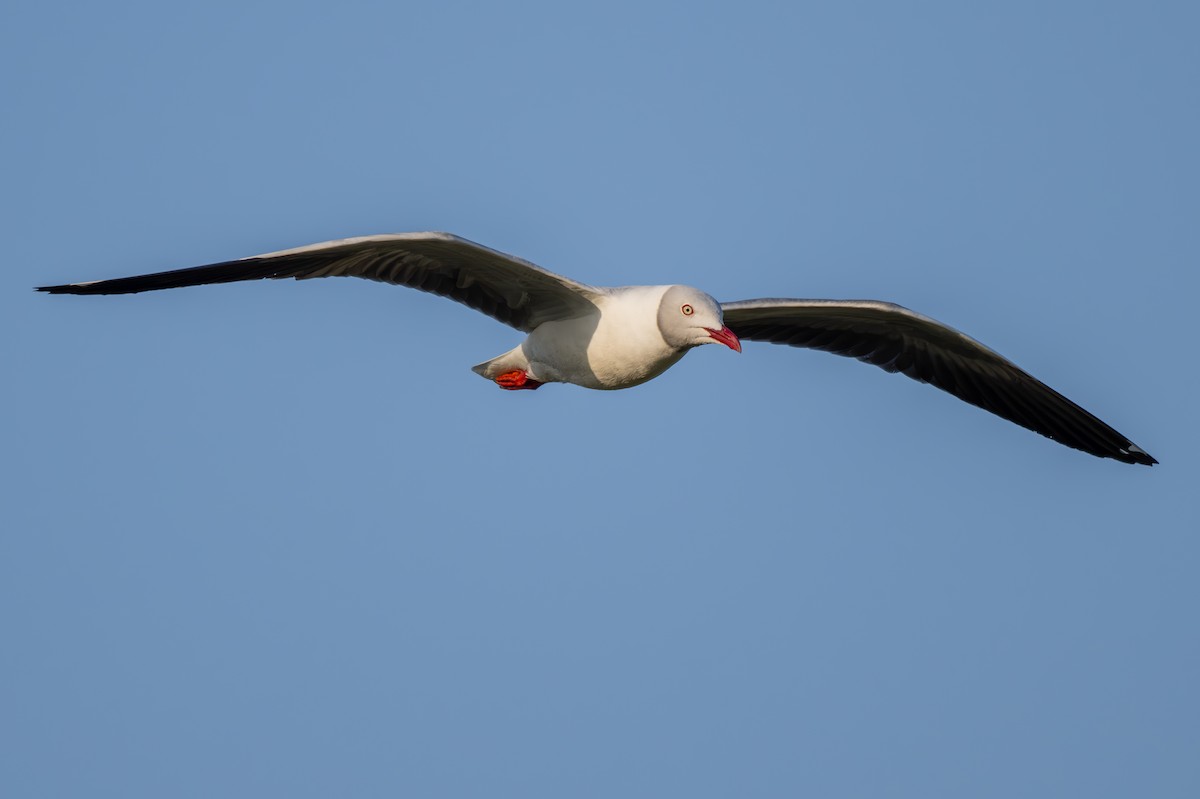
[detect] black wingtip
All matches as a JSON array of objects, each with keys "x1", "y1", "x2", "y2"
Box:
[
  {"x1": 36, "y1": 282, "x2": 117, "y2": 295},
  {"x1": 1112, "y1": 440, "x2": 1157, "y2": 466},
  {"x1": 1126, "y1": 447, "x2": 1158, "y2": 466}
]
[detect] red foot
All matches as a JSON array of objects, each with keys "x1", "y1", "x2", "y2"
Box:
[{"x1": 495, "y1": 370, "x2": 543, "y2": 391}]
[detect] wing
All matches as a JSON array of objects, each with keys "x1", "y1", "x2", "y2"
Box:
[
  {"x1": 36, "y1": 232, "x2": 600, "y2": 332},
  {"x1": 721, "y1": 298, "x2": 1156, "y2": 465}
]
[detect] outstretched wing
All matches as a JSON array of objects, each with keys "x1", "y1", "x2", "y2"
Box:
[
  {"x1": 721, "y1": 298, "x2": 1155, "y2": 465},
  {"x1": 37, "y1": 232, "x2": 600, "y2": 332}
]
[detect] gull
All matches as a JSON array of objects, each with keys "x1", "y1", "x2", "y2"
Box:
[{"x1": 37, "y1": 231, "x2": 1156, "y2": 465}]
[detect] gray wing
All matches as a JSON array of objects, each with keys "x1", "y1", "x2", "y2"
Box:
[
  {"x1": 721, "y1": 298, "x2": 1155, "y2": 465},
  {"x1": 37, "y1": 232, "x2": 600, "y2": 332}
]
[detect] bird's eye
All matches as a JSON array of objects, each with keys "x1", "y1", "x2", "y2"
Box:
[{"x1": 681, "y1": 304, "x2": 694, "y2": 316}]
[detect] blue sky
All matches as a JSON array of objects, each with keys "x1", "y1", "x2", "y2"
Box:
[{"x1": 3, "y1": 1, "x2": 1197, "y2": 796}]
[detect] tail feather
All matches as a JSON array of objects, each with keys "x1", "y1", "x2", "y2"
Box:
[{"x1": 472, "y1": 346, "x2": 528, "y2": 380}]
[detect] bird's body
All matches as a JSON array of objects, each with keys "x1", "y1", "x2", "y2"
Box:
[
  {"x1": 37, "y1": 231, "x2": 1156, "y2": 465},
  {"x1": 475, "y1": 286, "x2": 688, "y2": 390}
]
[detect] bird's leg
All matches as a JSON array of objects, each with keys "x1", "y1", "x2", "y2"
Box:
[{"x1": 495, "y1": 370, "x2": 543, "y2": 390}]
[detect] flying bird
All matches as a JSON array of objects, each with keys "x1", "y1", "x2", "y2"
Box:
[{"x1": 37, "y1": 232, "x2": 1155, "y2": 465}]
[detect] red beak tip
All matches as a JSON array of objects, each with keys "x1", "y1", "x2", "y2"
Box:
[{"x1": 707, "y1": 326, "x2": 742, "y2": 352}]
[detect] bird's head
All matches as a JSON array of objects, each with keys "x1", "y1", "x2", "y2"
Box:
[{"x1": 657, "y1": 286, "x2": 742, "y2": 353}]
